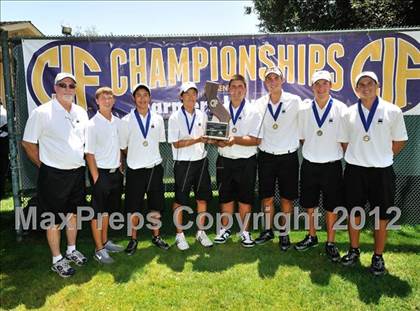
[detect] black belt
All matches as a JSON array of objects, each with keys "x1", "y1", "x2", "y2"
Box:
[
  {"x1": 303, "y1": 158, "x2": 341, "y2": 166},
  {"x1": 260, "y1": 150, "x2": 297, "y2": 158},
  {"x1": 98, "y1": 168, "x2": 118, "y2": 173}
]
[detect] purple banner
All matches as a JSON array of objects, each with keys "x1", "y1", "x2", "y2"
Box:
[{"x1": 22, "y1": 30, "x2": 420, "y2": 117}]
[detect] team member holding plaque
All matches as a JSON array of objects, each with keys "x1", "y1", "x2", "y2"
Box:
[
  {"x1": 168, "y1": 82, "x2": 213, "y2": 250},
  {"x1": 213, "y1": 74, "x2": 263, "y2": 248},
  {"x1": 119, "y1": 83, "x2": 170, "y2": 255},
  {"x1": 254, "y1": 67, "x2": 302, "y2": 251},
  {"x1": 204, "y1": 81, "x2": 231, "y2": 140},
  {"x1": 338, "y1": 71, "x2": 407, "y2": 275},
  {"x1": 294, "y1": 71, "x2": 347, "y2": 262}
]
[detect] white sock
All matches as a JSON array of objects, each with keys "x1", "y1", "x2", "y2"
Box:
[
  {"x1": 197, "y1": 230, "x2": 204, "y2": 236},
  {"x1": 66, "y1": 245, "x2": 76, "y2": 255},
  {"x1": 176, "y1": 232, "x2": 184, "y2": 238},
  {"x1": 52, "y1": 254, "x2": 63, "y2": 264},
  {"x1": 218, "y1": 228, "x2": 226, "y2": 235}
]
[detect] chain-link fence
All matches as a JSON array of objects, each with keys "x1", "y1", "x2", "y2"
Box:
[{"x1": 8, "y1": 39, "x2": 420, "y2": 226}]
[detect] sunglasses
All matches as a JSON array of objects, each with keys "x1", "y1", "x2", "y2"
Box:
[{"x1": 57, "y1": 83, "x2": 76, "y2": 89}]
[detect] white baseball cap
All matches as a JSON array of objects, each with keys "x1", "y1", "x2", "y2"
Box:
[
  {"x1": 311, "y1": 70, "x2": 331, "y2": 85},
  {"x1": 179, "y1": 81, "x2": 198, "y2": 96},
  {"x1": 54, "y1": 72, "x2": 76, "y2": 84},
  {"x1": 355, "y1": 71, "x2": 379, "y2": 86},
  {"x1": 132, "y1": 83, "x2": 151, "y2": 96},
  {"x1": 264, "y1": 67, "x2": 283, "y2": 79}
]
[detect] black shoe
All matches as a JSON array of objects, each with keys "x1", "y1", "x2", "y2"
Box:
[
  {"x1": 294, "y1": 235, "x2": 318, "y2": 251},
  {"x1": 255, "y1": 229, "x2": 274, "y2": 245},
  {"x1": 370, "y1": 254, "x2": 386, "y2": 276},
  {"x1": 125, "y1": 239, "x2": 138, "y2": 256},
  {"x1": 341, "y1": 248, "x2": 360, "y2": 266},
  {"x1": 325, "y1": 242, "x2": 340, "y2": 262},
  {"x1": 214, "y1": 229, "x2": 232, "y2": 244},
  {"x1": 152, "y1": 236, "x2": 170, "y2": 250},
  {"x1": 279, "y1": 234, "x2": 291, "y2": 251},
  {"x1": 240, "y1": 231, "x2": 256, "y2": 248}
]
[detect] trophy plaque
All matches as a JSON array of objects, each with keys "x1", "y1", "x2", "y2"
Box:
[{"x1": 204, "y1": 81, "x2": 230, "y2": 140}]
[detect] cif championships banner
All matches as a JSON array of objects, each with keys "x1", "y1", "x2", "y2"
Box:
[{"x1": 22, "y1": 30, "x2": 420, "y2": 118}]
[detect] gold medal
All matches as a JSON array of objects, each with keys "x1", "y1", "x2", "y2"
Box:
[
  {"x1": 363, "y1": 135, "x2": 370, "y2": 142},
  {"x1": 272, "y1": 123, "x2": 278, "y2": 130},
  {"x1": 232, "y1": 127, "x2": 237, "y2": 133},
  {"x1": 143, "y1": 140, "x2": 148, "y2": 147},
  {"x1": 316, "y1": 129, "x2": 323, "y2": 136}
]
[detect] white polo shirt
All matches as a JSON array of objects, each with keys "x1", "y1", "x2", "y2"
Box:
[
  {"x1": 85, "y1": 112, "x2": 121, "y2": 169},
  {"x1": 119, "y1": 109, "x2": 166, "y2": 169},
  {"x1": 256, "y1": 92, "x2": 302, "y2": 154},
  {"x1": 168, "y1": 106, "x2": 207, "y2": 161},
  {"x1": 218, "y1": 100, "x2": 263, "y2": 159},
  {"x1": 22, "y1": 99, "x2": 88, "y2": 169},
  {"x1": 298, "y1": 97, "x2": 347, "y2": 163},
  {"x1": 337, "y1": 97, "x2": 408, "y2": 168}
]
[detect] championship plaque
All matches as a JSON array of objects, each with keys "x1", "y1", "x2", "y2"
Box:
[{"x1": 204, "y1": 81, "x2": 230, "y2": 140}]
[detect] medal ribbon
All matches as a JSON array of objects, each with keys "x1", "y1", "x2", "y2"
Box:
[
  {"x1": 134, "y1": 109, "x2": 151, "y2": 139},
  {"x1": 268, "y1": 101, "x2": 283, "y2": 122},
  {"x1": 181, "y1": 106, "x2": 196, "y2": 135},
  {"x1": 229, "y1": 99, "x2": 246, "y2": 126},
  {"x1": 358, "y1": 96, "x2": 379, "y2": 133},
  {"x1": 312, "y1": 97, "x2": 333, "y2": 129}
]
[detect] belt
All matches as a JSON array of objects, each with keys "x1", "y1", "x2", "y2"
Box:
[
  {"x1": 129, "y1": 163, "x2": 161, "y2": 170},
  {"x1": 41, "y1": 163, "x2": 84, "y2": 172},
  {"x1": 98, "y1": 168, "x2": 118, "y2": 173},
  {"x1": 259, "y1": 149, "x2": 297, "y2": 156},
  {"x1": 303, "y1": 158, "x2": 341, "y2": 166},
  {"x1": 175, "y1": 158, "x2": 206, "y2": 164}
]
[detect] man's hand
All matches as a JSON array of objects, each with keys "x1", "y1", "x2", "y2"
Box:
[
  {"x1": 227, "y1": 136, "x2": 236, "y2": 147},
  {"x1": 205, "y1": 138, "x2": 217, "y2": 145},
  {"x1": 85, "y1": 153, "x2": 99, "y2": 184},
  {"x1": 216, "y1": 137, "x2": 235, "y2": 148},
  {"x1": 92, "y1": 173, "x2": 99, "y2": 184},
  {"x1": 119, "y1": 163, "x2": 125, "y2": 175},
  {"x1": 21, "y1": 141, "x2": 41, "y2": 168}
]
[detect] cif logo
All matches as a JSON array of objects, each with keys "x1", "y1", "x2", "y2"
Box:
[
  {"x1": 350, "y1": 35, "x2": 420, "y2": 111},
  {"x1": 26, "y1": 41, "x2": 101, "y2": 110}
]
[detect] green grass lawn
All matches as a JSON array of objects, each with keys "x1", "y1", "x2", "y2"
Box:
[{"x1": 0, "y1": 195, "x2": 419, "y2": 310}]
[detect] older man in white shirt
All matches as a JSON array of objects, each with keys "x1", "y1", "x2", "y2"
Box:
[{"x1": 22, "y1": 72, "x2": 88, "y2": 278}]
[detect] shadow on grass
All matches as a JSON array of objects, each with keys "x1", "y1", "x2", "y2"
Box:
[
  {"x1": 0, "y1": 209, "x2": 417, "y2": 309},
  {"x1": 255, "y1": 241, "x2": 416, "y2": 304},
  {"x1": 164, "y1": 236, "x2": 417, "y2": 305}
]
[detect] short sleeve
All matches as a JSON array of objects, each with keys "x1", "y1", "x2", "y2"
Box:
[
  {"x1": 159, "y1": 116, "x2": 166, "y2": 142},
  {"x1": 119, "y1": 116, "x2": 129, "y2": 149},
  {"x1": 298, "y1": 108, "x2": 305, "y2": 140},
  {"x1": 391, "y1": 109, "x2": 408, "y2": 141},
  {"x1": 22, "y1": 109, "x2": 43, "y2": 144},
  {"x1": 167, "y1": 114, "x2": 180, "y2": 143},
  {"x1": 248, "y1": 109, "x2": 263, "y2": 139},
  {"x1": 337, "y1": 109, "x2": 349, "y2": 143},
  {"x1": 84, "y1": 121, "x2": 96, "y2": 154}
]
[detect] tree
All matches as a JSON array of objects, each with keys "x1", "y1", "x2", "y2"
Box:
[
  {"x1": 245, "y1": 0, "x2": 420, "y2": 32},
  {"x1": 73, "y1": 25, "x2": 100, "y2": 37}
]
